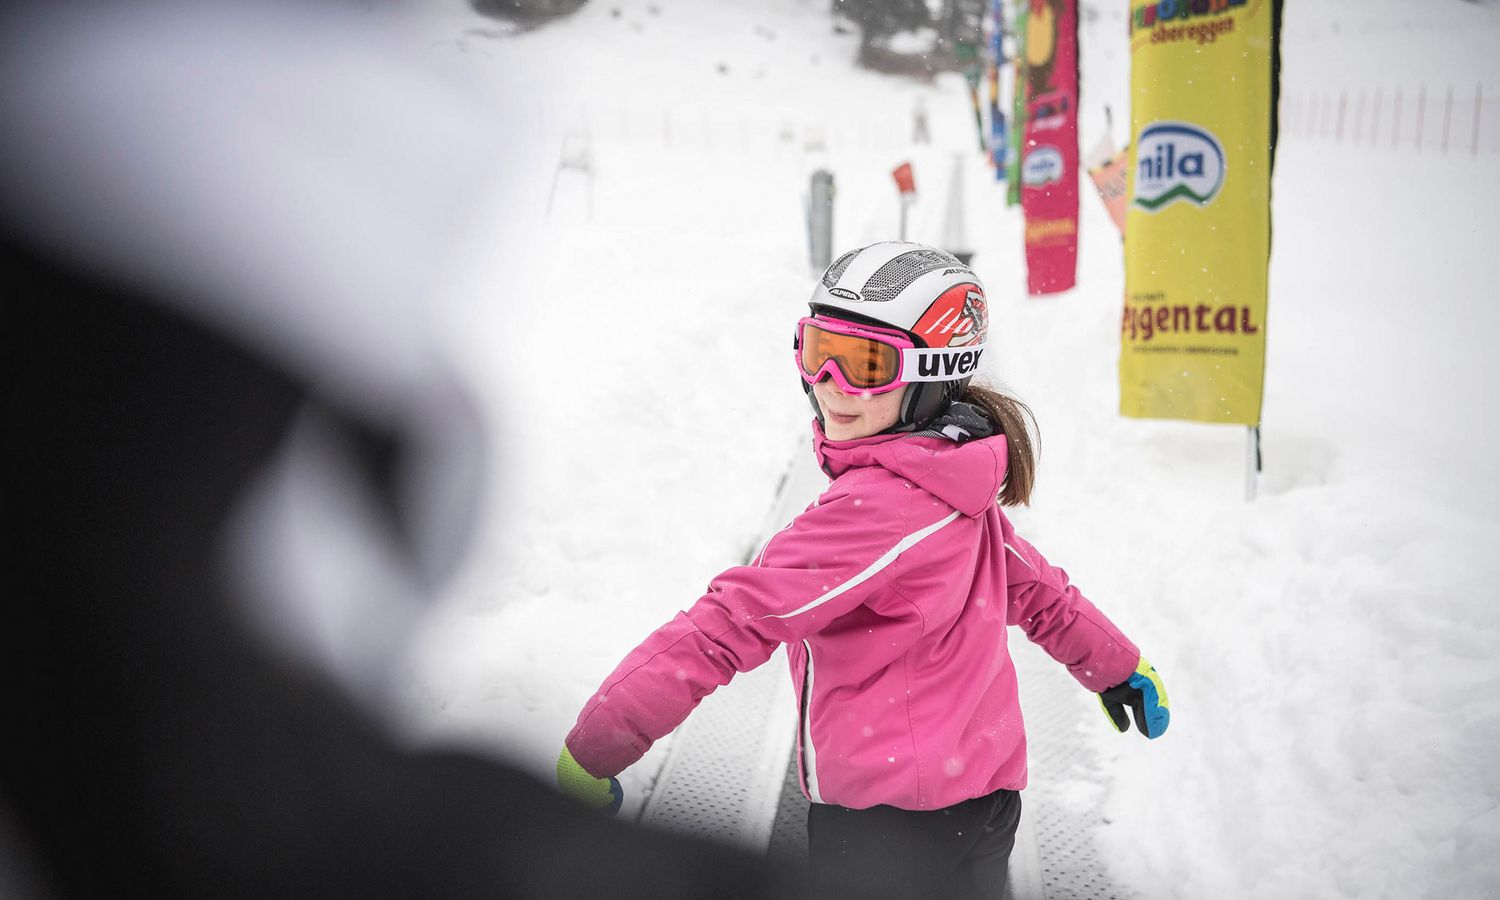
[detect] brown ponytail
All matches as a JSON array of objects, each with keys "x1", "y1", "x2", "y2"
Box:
[{"x1": 959, "y1": 383, "x2": 1038, "y2": 507}]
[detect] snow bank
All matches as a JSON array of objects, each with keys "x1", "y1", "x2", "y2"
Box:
[{"x1": 401, "y1": 0, "x2": 1500, "y2": 895}]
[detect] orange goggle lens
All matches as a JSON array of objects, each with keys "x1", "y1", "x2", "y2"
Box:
[{"x1": 799, "y1": 322, "x2": 904, "y2": 390}]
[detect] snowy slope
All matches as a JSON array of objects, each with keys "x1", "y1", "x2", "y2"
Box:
[{"x1": 400, "y1": 1, "x2": 1500, "y2": 896}]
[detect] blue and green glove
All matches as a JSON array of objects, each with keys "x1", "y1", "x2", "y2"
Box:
[
  {"x1": 1098, "y1": 656, "x2": 1170, "y2": 739},
  {"x1": 556, "y1": 746, "x2": 624, "y2": 815}
]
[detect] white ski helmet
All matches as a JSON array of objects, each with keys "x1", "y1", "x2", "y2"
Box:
[{"x1": 803, "y1": 241, "x2": 989, "y2": 431}]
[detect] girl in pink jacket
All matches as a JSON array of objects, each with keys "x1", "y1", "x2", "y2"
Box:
[{"x1": 557, "y1": 241, "x2": 1169, "y2": 900}]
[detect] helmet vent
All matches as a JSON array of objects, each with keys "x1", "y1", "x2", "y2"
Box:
[
  {"x1": 821, "y1": 249, "x2": 860, "y2": 287},
  {"x1": 861, "y1": 248, "x2": 963, "y2": 304}
]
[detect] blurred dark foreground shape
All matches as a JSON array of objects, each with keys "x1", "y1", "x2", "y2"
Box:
[
  {"x1": 2, "y1": 241, "x2": 812, "y2": 898},
  {"x1": 0, "y1": 2, "x2": 831, "y2": 896}
]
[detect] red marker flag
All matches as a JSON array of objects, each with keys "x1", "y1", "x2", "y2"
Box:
[{"x1": 892, "y1": 161, "x2": 916, "y2": 196}]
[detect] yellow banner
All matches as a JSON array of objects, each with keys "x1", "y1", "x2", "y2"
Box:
[{"x1": 1120, "y1": 0, "x2": 1277, "y2": 425}]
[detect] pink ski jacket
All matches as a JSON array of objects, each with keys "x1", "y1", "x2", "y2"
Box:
[{"x1": 565, "y1": 422, "x2": 1141, "y2": 811}]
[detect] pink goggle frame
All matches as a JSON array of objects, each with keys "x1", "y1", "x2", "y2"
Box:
[{"x1": 794, "y1": 316, "x2": 916, "y2": 396}]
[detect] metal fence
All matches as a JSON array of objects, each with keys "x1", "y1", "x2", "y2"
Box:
[
  {"x1": 1281, "y1": 83, "x2": 1500, "y2": 156},
  {"x1": 524, "y1": 98, "x2": 916, "y2": 157}
]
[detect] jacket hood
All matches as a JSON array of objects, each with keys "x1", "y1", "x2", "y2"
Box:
[{"x1": 812, "y1": 420, "x2": 1008, "y2": 518}]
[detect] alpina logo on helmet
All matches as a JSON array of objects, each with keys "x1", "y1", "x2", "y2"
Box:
[{"x1": 827, "y1": 287, "x2": 862, "y2": 302}]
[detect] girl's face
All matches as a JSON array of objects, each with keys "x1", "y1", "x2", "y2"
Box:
[{"x1": 812, "y1": 379, "x2": 908, "y2": 441}]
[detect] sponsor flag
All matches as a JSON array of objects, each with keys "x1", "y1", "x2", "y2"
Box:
[
  {"x1": 1006, "y1": 0, "x2": 1026, "y2": 205},
  {"x1": 989, "y1": 0, "x2": 1007, "y2": 179},
  {"x1": 1085, "y1": 136, "x2": 1129, "y2": 237},
  {"x1": 1120, "y1": 0, "x2": 1283, "y2": 425},
  {"x1": 957, "y1": 41, "x2": 987, "y2": 153},
  {"x1": 1019, "y1": 0, "x2": 1079, "y2": 295}
]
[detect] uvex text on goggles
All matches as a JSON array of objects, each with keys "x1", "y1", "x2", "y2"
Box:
[{"x1": 795, "y1": 317, "x2": 987, "y2": 395}]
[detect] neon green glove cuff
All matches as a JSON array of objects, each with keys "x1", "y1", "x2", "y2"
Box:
[
  {"x1": 1097, "y1": 656, "x2": 1170, "y2": 739},
  {"x1": 556, "y1": 747, "x2": 624, "y2": 814}
]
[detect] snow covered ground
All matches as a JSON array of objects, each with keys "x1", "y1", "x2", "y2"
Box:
[{"x1": 397, "y1": 1, "x2": 1500, "y2": 897}]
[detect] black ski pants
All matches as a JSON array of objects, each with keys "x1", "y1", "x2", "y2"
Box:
[{"x1": 805, "y1": 788, "x2": 1021, "y2": 900}]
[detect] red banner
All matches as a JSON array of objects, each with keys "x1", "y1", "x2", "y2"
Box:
[{"x1": 1019, "y1": 0, "x2": 1079, "y2": 295}]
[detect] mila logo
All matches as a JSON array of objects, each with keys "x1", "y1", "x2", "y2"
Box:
[
  {"x1": 1133, "y1": 121, "x2": 1225, "y2": 211},
  {"x1": 1021, "y1": 146, "x2": 1064, "y2": 187},
  {"x1": 902, "y1": 345, "x2": 986, "y2": 381}
]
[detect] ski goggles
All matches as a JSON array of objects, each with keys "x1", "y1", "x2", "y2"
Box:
[
  {"x1": 792, "y1": 318, "x2": 990, "y2": 396},
  {"x1": 796, "y1": 317, "x2": 913, "y2": 394},
  {"x1": 795, "y1": 316, "x2": 989, "y2": 395}
]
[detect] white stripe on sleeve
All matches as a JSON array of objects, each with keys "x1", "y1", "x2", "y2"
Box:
[
  {"x1": 763, "y1": 510, "x2": 963, "y2": 622},
  {"x1": 1004, "y1": 543, "x2": 1036, "y2": 573}
]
